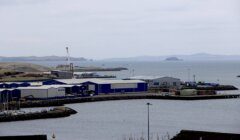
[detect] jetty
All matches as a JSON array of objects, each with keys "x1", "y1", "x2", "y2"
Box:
[{"x1": 0, "y1": 107, "x2": 77, "y2": 122}]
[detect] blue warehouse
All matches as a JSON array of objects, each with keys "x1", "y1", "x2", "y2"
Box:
[{"x1": 42, "y1": 79, "x2": 148, "y2": 95}]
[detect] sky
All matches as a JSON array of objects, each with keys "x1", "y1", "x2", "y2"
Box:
[{"x1": 0, "y1": 0, "x2": 240, "y2": 59}]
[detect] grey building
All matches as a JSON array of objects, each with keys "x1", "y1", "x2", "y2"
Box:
[
  {"x1": 51, "y1": 70, "x2": 73, "y2": 79},
  {"x1": 129, "y1": 76, "x2": 181, "y2": 89}
]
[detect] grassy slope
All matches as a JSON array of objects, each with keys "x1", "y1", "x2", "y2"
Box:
[
  {"x1": 0, "y1": 62, "x2": 53, "y2": 82},
  {"x1": 0, "y1": 62, "x2": 52, "y2": 72}
]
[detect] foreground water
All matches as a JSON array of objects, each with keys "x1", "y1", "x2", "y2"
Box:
[{"x1": 0, "y1": 99, "x2": 239, "y2": 140}]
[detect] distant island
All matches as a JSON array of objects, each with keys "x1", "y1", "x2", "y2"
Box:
[
  {"x1": 0, "y1": 56, "x2": 88, "y2": 62},
  {"x1": 103, "y1": 53, "x2": 240, "y2": 61},
  {"x1": 165, "y1": 57, "x2": 182, "y2": 61}
]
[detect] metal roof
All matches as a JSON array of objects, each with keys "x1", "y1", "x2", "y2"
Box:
[
  {"x1": 55, "y1": 79, "x2": 94, "y2": 84},
  {"x1": 129, "y1": 76, "x2": 162, "y2": 80},
  {"x1": 18, "y1": 85, "x2": 64, "y2": 90},
  {"x1": 54, "y1": 78, "x2": 146, "y2": 84},
  {"x1": 17, "y1": 84, "x2": 80, "y2": 90},
  {"x1": 47, "y1": 85, "x2": 81, "y2": 88},
  {"x1": 129, "y1": 76, "x2": 181, "y2": 80},
  {"x1": 0, "y1": 89, "x2": 16, "y2": 92}
]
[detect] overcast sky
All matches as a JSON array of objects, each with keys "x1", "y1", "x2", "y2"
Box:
[{"x1": 0, "y1": 0, "x2": 239, "y2": 59}]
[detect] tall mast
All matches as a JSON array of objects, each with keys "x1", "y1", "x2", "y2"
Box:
[{"x1": 66, "y1": 47, "x2": 70, "y2": 65}]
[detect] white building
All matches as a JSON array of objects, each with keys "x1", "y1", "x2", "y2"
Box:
[
  {"x1": 129, "y1": 76, "x2": 181, "y2": 88},
  {"x1": 18, "y1": 85, "x2": 66, "y2": 99}
]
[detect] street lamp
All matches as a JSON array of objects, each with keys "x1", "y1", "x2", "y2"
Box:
[{"x1": 146, "y1": 102, "x2": 152, "y2": 140}]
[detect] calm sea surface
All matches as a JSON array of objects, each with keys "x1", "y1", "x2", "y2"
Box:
[
  {"x1": 0, "y1": 99, "x2": 240, "y2": 140},
  {"x1": 30, "y1": 60, "x2": 240, "y2": 90},
  {"x1": 0, "y1": 61, "x2": 240, "y2": 140}
]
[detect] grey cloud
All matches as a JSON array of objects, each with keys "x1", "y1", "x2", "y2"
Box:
[{"x1": 0, "y1": 0, "x2": 239, "y2": 59}]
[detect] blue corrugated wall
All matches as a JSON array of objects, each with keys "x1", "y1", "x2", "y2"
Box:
[
  {"x1": 0, "y1": 89, "x2": 21, "y2": 103},
  {"x1": 82, "y1": 82, "x2": 148, "y2": 94}
]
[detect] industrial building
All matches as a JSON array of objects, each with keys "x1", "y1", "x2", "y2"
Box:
[
  {"x1": 81, "y1": 79, "x2": 147, "y2": 94},
  {"x1": 18, "y1": 86, "x2": 66, "y2": 99},
  {"x1": 0, "y1": 89, "x2": 21, "y2": 103},
  {"x1": 42, "y1": 78, "x2": 89, "y2": 85},
  {"x1": 49, "y1": 85, "x2": 87, "y2": 95},
  {"x1": 42, "y1": 78, "x2": 148, "y2": 95},
  {"x1": 129, "y1": 76, "x2": 181, "y2": 89},
  {"x1": 51, "y1": 70, "x2": 73, "y2": 79}
]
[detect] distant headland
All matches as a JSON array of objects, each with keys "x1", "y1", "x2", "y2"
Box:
[{"x1": 0, "y1": 56, "x2": 89, "y2": 62}]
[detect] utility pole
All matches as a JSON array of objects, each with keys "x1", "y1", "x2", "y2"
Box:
[{"x1": 146, "y1": 102, "x2": 152, "y2": 140}]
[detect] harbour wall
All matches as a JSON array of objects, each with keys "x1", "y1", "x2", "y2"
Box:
[{"x1": 18, "y1": 93, "x2": 240, "y2": 108}]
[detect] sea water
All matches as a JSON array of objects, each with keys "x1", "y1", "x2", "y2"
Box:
[{"x1": 0, "y1": 99, "x2": 239, "y2": 140}]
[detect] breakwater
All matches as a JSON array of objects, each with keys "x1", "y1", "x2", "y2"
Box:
[
  {"x1": 0, "y1": 107, "x2": 77, "y2": 122},
  {"x1": 19, "y1": 93, "x2": 240, "y2": 108}
]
